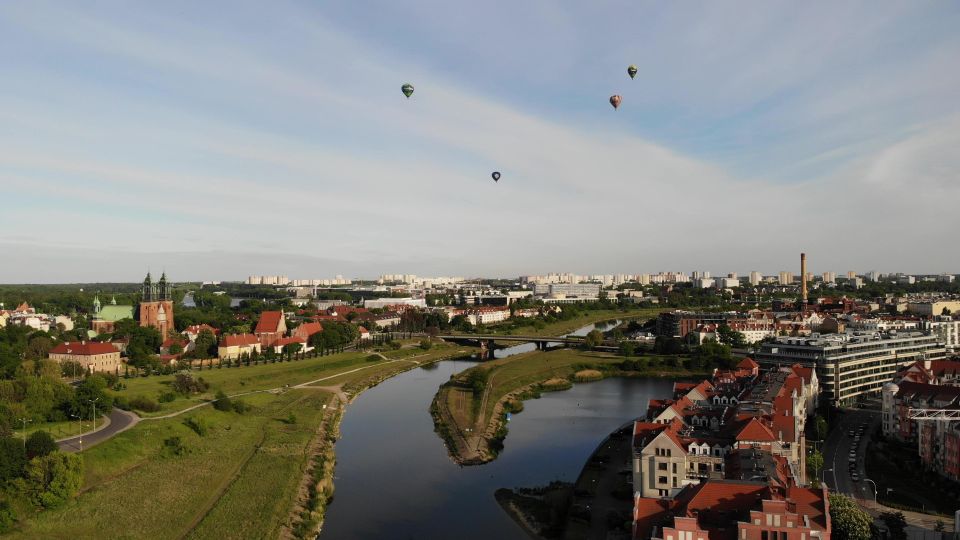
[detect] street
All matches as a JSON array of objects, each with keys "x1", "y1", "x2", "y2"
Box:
[
  {"x1": 821, "y1": 408, "x2": 880, "y2": 498},
  {"x1": 57, "y1": 408, "x2": 140, "y2": 453}
]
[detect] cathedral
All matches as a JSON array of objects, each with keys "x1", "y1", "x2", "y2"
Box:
[{"x1": 138, "y1": 272, "x2": 175, "y2": 337}]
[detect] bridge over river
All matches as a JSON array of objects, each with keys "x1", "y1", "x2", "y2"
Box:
[{"x1": 437, "y1": 333, "x2": 590, "y2": 350}]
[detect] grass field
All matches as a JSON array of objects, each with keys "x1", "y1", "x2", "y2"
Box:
[
  {"x1": 10, "y1": 341, "x2": 479, "y2": 538},
  {"x1": 114, "y1": 342, "x2": 471, "y2": 416},
  {"x1": 490, "y1": 308, "x2": 662, "y2": 337},
  {"x1": 436, "y1": 347, "x2": 707, "y2": 464},
  {"x1": 9, "y1": 389, "x2": 330, "y2": 540}
]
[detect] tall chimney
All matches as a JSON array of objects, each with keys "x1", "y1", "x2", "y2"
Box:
[{"x1": 800, "y1": 252, "x2": 808, "y2": 307}]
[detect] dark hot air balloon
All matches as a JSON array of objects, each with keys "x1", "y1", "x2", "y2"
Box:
[
  {"x1": 627, "y1": 65, "x2": 638, "y2": 79},
  {"x1": 491, "y1": 171, "x2": 501, "y2": 182},
  {"x1": 401, "y1": 83, "x2": 414, "y2": 98},
  {"x1": 609, "y1": 95, "x2": 622, "y2": 110}
]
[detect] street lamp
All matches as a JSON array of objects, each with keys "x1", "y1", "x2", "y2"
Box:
[
  {"x1": 17, "y1": 417, "x2": 32, "y2": 451},
  {"x1": 69, "y1": 413, "x2": 82, "y2": 452},
  {"x1": 822, "y1": 468, "x2": 833, "y2": 488},
  {"x1": 88, "y1": 397, "x2": 100, "y2": 432},
  {"x1": 863, "y1": 478, "x2": 878, "y2": 503}
]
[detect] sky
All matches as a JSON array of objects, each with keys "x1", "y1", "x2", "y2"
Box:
[{"x1": 1, "y1": 1, "x2": 959, "y2": 283}]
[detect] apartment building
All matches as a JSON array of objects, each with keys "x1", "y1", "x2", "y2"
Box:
[{"x1": 754, "y1": 331, "x2": 946, "y2": 405}]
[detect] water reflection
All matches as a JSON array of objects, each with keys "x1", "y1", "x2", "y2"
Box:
[{"x1": 320, "y1": 354, "x2": 672, "y2": 539}]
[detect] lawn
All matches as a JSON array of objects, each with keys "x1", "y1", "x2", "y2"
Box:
[
  {"x1": 8, "y1": 389, "x2": 331, "y2": 540},
  {"x1": 445, "y1": 348, "x2": 705, "y2": 443}
]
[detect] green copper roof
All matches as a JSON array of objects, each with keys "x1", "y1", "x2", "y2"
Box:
[{"x1": 96, "y1": 305, "x2": 134, "y2": 322}]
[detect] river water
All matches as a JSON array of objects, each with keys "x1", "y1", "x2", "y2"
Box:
[{"x1": 320, "y1": 320, "x2": 674, "y2": 540}]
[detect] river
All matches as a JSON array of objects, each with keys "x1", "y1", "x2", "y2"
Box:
[{"x1": 320, "y1": 319, "x2": 674, "y2": 540}]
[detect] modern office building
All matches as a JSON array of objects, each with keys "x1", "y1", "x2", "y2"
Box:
[{"x1": 754, "y1": 331, "x2": 946, "y2": 405}]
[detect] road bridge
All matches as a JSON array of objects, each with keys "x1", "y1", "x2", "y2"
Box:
[{"x1": 437, "y1": 334, "x2": 583, "y2": 350}]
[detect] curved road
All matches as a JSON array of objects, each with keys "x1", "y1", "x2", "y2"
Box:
[{"x1": 58, "y1": 409, "x2": 140, "y2": 453}]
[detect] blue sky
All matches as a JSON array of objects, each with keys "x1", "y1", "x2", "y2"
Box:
[{"x1": 1, "y1": 1, "x2": 959, "y2": 282}]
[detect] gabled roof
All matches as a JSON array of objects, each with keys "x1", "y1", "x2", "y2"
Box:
[
  {"x1": 183, "y1": 324, "x2": 219, "y2": 336},
  {"x1": 274, "y1": 336, "x2": 306, "y2": 347},
  {"x1": 255, "y1": 311, "x2": 284, "y2": 334},
  {"x1": 790, "y1": 364, "x2": 815, "y2": 383},
  {"x1": 737, "y1": 358, "x2": 759, "y2": 370},
  {"x1": 735, "y1": 418, "x2": 777, "y2": 442},
  {"x1": 221, "y1": 334, "x2": 260, "y2": 347},
  {"x1": 293, "y1": 322, "x2": 323, "y2": 338},
  {"x1": 49, "y1": 341, "x2": 118, "y2": 356}
]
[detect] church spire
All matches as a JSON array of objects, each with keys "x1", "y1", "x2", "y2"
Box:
[
  {"x1": 93, "y1": 295, "x2": 101, "y2": 314},
  {"x1": 142, "y1": 272, "x2": 153, "y2": 302}
]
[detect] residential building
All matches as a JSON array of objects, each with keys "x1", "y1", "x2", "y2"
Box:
[
  {"x1": 909, "y1": 301, "x2": 960, "y2": 317},
  {"x1": 533, "y1": 283, "x2": 602, "y2": 298},
  {"x1": 922, "y1": 316, "x2": 960, "y2": 351},
  {"x1": 218, "y1": 334, "x2": 262, "y2": 360},
  {"x1": 292, "y1": 322, "x2": 323, "y2": 343},
  {"x1": 778, "y1": 272, "x2": 794, "y2": 286},
  {"x1": 749, "y1": 272, "x2": 763, "y2": 286},
  {"x1": 363, "y1": 297, "x2": 427, "y2": 309},
  {"x1": 48, "y1": 341, "x2": 123, "y2": 374},
  {"x1": 755, "y1": 331, "x2": 947, "y2": 405},
  {"x1": 822, "y1": 272, "x2": 836, "y2": 284}
]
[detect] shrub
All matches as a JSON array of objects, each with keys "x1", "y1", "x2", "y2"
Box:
[
  {"x1": 25, "y1": 431, "x2": 58, "y2": 459},
  {"x1": 366, "y1": 354, "x2": 382, "y2": 362},
  {"x1": 129, "y1": 396, "x2": 160, "y2": 413},
  {"x1": 231, "y1": 400, "x2": 250, "y2": 414},
  {"x1": 419, "y1": 339, "x2": 433, "y2": 350},
  {"x1": 283, "y1": 413, "x2": 297, "y2": 425},
  {"x1": 184, "y1": 417, "x2": 209, "y2": 436},
  {"x1": 158, "y1": 391, "x2": 176, "y2": 403},
  {"x1": 171, "y1": 373, "x2": 209, "y2": 396},
  {"x1": 0, "y1": 500, "x2": 14, "y2": 533},
  {"x1": 163, "y1": 436, "x2": 187, "y2": 456},
  {"x1": 212, "y1": 390, "x2": 233, "y2": 412}
]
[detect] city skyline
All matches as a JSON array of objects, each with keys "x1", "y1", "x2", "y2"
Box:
[{"x1": 2, "y1": 2, "x2": 959, "y2": 282}]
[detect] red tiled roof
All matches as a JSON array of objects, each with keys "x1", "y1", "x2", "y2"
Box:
[
  {"x1": 49, "y1": 341, "x2": 118, "y2": 356},
  {"x1": 791, "y1": 364, "x2": 815, "y2": 383},
  {"x1": 221, "y1": 334, "x2": 260, "y2": 347},
  {"x1": 787, "y1": 486, "x2": 829, "y2": 530},
  {"x1": 273, "y1": 336, "x2": 305, "y2": 347},
  {"x1": 183, "y1": 324, "x2": 219, "y2": 336},
  {"x1": 358, "y1": 326, "x2": 369, "y2": 334},
  {"x1": 162, "y1": 338, "x2": 187, "y2": 349},
  {"x1": 735, "y1": 418, "x2": 778, "y2": 442},
  {"x1": 255, "y1": 311, "x2": 284, "y2": 334},
  {"x1": 771, "y1": 414, "x2": 797, "y2": 443},
  {"x1": 679, "y1": 480, "x2": 771, "y2": 515},
  {"x1": 737, "y1": 358, "x2": 759, "y2": 370},
  {"x1": 293, "y1": 322, "x2": 323, "y2": 339}
]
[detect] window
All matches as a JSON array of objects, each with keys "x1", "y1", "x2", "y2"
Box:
[
  {"x1": 762, "y1": 531, "x2": 769, "y2": 540},
  {"x1": 658, "y1": 476, "x2": 668, "y2": 484},
  {"x1": 672, "y1": 477, "x2": 678, "y2": 487},
  {"x1": 658, "y1": 462, "x2": 668, "y2": 471},
  {"x1": 672, "y1": 463, "x2": 677, "y2": 474}
]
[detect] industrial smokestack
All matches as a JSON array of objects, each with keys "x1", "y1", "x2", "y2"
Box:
[{"x1": 800, "y1": 252, "x2": 808, "y2": 307}]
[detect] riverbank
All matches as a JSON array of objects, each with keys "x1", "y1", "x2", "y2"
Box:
[{"x1": 432, "y1": 348, "x2": 710, "y2": 466}]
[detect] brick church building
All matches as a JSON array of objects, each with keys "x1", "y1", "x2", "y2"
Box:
[{"x1": 138, "y1": 272, "x2": 175, "y2": 337}]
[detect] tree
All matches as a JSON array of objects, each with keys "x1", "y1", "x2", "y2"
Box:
[
  {"x1": 168, "y1": 342, "x2": 184, "y2": 355},
  {"x1": 619, "y1": 341, "x2": 637, "y2": 358},
  {"x1": 71, "y1": 374, "x2": 114, "y2": 419},
  {"x1": 25, "y1": 430, "x2": 58, "y2": 459},
  {"x1": 190, "y1": 329, "x2": 218, "y2": 359},
  {"x1": 807, "y1": 451, "x2": 824, "y2": 486},
  {"x1": 282, "y1": 343, "x2": 302, "y2": 356},
  {"x1": 419, "y1": 339, "x2": 433, "y2": 351},
  {"x1": 829, "y1": 493, "x2": 872, "y2": 540},
  {"x1": 0, "y1": 500, "x2": 14, "y2": 534},
  {"x1": 24, "y1": 336, "x2": 54, "y2": 361},
  {"x1": 693, "y1": 339, "x2": 733, "y2": 369},
  {"x1": 716, "y1": 324, "x2": 747, "y2": 348},
  {"x1": 0, "y1": 437, "x2": 26, "y2": 482},
  {"x1": 814, "y1": 415, "x2": 829, "y2": 441},
  {"x1": 934, "y1": 520, "x2": 945, "y2": 532},
  {"x1": 879, "y1": 511, "x2": 907, "y2": 540},
  {"x1": 21, "y1": 452, "x2": 83, "y2": 508},
  {"x1": 584, "y1": 330, "x2": 604, "y2": 348}
]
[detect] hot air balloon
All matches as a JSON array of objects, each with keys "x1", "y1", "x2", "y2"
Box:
[
  {"x1": 491, "y1": 171, "x2": 501, "y2": 182},
  {"x1": 609, "y1": 95, "x2": 622, "y2": 110},
  {"x1": 401, "y1": 83, "x2": 414, "y2": 98},
  {"x1": 627, "y1": 65, "x2": 638, "y2": 79}
]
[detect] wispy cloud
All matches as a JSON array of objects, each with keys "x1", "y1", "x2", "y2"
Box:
[{"x1": 0, "y1": 1, "x2": 958, "y2": 282}]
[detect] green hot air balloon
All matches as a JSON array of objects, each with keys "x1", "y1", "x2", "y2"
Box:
[
  {"x1": 627, "y1": 65, "x2": 638, "y2": 79},
  {"x1": 401, "y1": 83, "x2": 414, "y2": 98}
]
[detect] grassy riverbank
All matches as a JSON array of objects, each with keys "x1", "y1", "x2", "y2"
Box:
[
  {"x1": 9, "y1": 342, "x2": 477, "y2": 539},
  {"x1": 479, "y1": 308, "x2": 662, "y2": 337},
  {"x1": 432, "y1": 348, "x2": 709, "y2": 465}
]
